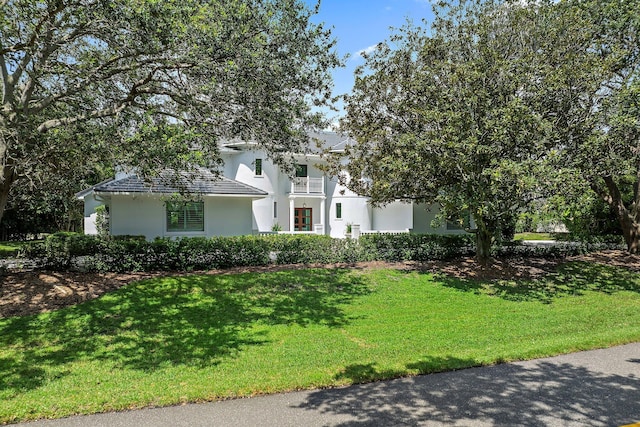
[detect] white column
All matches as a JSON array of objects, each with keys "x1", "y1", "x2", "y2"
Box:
[
  {"x1": 352, "y1": 224, "x2": 361, "y2": 240},
  {"x1": 320, "y1": 197, "x2": 326, "y2": 235},
  {"x1": 289, "y1": 198, "x2": 295, "y2": 232}
]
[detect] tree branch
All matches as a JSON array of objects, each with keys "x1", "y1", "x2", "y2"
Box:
[
  {"x1": 35, "y1": 62, "x2": 184, "y2": 132},
  {"x1": 28, "y1": 57, "x2": 193, "y2": 114},
  {"x1": 0, "y1": 43, "x2": 10, "y2": 105}
]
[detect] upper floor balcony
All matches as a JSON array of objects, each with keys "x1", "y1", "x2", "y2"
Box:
[{"x1": 291, "y1": 176, "x2": 325, "y2": 195}]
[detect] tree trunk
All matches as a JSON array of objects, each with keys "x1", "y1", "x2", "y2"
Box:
[
  {"x1": 597, "y1": 176, "x2": 640, "y2": 254},
  {"x1": 0, "y1": 166, "x2": 16, "y2": 226},
  {"x1": 618, "y1": 211, "x2": 640, "y2": 254},
  {"x1": 475, "y1": 226, "x2": 493, "y2": 265}
]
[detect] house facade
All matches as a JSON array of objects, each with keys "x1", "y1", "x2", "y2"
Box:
[{"x1": 78, "y1": 132, "x2": 467, "y2": 239}]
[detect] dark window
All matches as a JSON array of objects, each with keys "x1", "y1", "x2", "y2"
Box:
[
  {"x1": 166, "y1": 202, "x2": 204, "y2": 232},
  {"x1": 336, "y1": 202, "x2": 342, "y2": 219},
  {"x1": 295, "y1": 164, "x2": 308, "y2": 177},
  {"x1": 273, "y1": 201, "x2": 278, "y2": 218},
  {"x1": 255, "y1": 159, "x2": 263, "y2": 176}
]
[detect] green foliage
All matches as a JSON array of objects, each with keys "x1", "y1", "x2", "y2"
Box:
[
  {"x1": 532, "y1": 0, "x2": 640, "y2": 250},
  {"x1": 338, "y1": 0, "x2": 554, "y2": 263},
  {"x1": 361, "y1": 233, "x2": 475, "y2": 261},
  {"x1": 22, "y1": 232, "x2": 626, "y2": 273},
  {"x1": 263, "y1": 234, "x2": 376, "y2": 265},
  {"x1": 270, "y1": 223, "x2": 282, "y2": 232},
  {"x1": 94, "y1": 205, "x2": 110, "y2": 238},
  {"x1": 0, "y1": 0, "x2": 343, "y2": 224},
  {"x1": 0, "y1": 241, "x2": 26, "y2": 258},
  {"x1": 495, "y1": 241, "x2": 624, "y2": 259},
  {"x1": 84, "y1": 236, "x2": 272, "y2": 273},
  {"x1": 24, "y1": 233, "x2": 484, "y2": 272},
  {"x1": 42, "y1": 232, "x2": 102, "y2": 270}
]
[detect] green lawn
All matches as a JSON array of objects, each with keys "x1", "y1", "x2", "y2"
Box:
[
  {"x1": 513, "y1": 232, "x2": 555, "y2": 241},
  {"x1": 0, "y1": 241, "x2": 24, "y2": 258},
  {"x1": 1, "y1": 264, "x2": 640, "y2": 423}
]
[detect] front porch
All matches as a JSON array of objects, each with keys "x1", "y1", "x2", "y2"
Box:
[{"x1": 287, "y1": 195, "x2": 326, "y2": 235}]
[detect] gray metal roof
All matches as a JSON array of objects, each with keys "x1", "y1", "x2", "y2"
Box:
[{"x1": 93, "y1": 170, "x2": 267, "y2": 196}]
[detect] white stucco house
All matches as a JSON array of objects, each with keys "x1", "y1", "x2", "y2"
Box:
[{"x1": 77, "y1": 132, "x2": 468, "y2": 240}]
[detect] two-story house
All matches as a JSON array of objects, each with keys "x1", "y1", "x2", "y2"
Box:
[{"x1": 77, "y1": 132, "x2": 466, "y2": 239}]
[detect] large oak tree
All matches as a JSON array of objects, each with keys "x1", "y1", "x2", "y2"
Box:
[
  {"x1": 339, "y1": 0, "x2": 551, "y2": 263},
  {"x1": 0, "y1": 0, "x2": 341, "y2": 223},
  {"x1": 534, "y1": 0, "x2": 640, "y2": 252}
]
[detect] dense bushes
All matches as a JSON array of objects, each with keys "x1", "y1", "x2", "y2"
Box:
[
  {"x1": 495, "y1": 240, "x2": 624, "y2": 259},
  {"x1": 361, "y1": 233, "x2": 475, "y2": 261},
  {"x1": 23, "y1": 232, "x2": 475, "y2": 272},
  {"x1": 29, "y1": 233, "x2": 273, "y2": 272},
  {"x1": 20, "y1": 232, "x2": 626, "y2": 273}
]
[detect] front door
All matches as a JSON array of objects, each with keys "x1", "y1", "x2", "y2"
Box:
[{"x1": 294, "y1": 208, "x2": 312, "y2": 231}]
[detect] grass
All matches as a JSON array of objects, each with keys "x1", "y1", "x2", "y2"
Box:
[
  {"x1": 0, "y1": 240, "x2": 42, "y2": 259},
  {"x1": 513, "y1": 232, "x2": 555, "y2": 241},
  {"x1": 0, "y1": 241, "x2": 24, "y2": 258},
  {"x1": 1, "y1": 264, "x2": 640, "y2": 423}
]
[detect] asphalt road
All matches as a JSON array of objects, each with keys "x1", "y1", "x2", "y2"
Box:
[{"x1": 13, "y1": 343, "x2": 640, "y2": 427}]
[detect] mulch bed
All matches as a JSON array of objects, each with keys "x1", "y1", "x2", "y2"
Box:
[{"x1": 2, "y1": 250, "x2": 639, "y2": 319}]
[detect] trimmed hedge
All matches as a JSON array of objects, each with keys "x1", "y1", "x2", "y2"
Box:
[
  {"x1": 262, "y1": 234, "x2": 376, "y2": 265},
  {"x1": 495, "y1": 240, "x2": 625, "y2": 259},
  {"x1": 20, "y1": 232, "x2": 627, "y2": 273},
  {"x1": 361, "y1": 233, "x2": 475, "y2": 261}
]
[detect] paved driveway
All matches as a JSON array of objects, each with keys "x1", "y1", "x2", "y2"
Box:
[{"x1": 13, "y1": 343, "x2": 640, "y2": 427}]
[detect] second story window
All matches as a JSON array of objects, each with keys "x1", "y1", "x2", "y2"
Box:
[
  {"x1": 336, "y1": 202, "x2": 342, "y2": 219},
  {"x1": 255, "y1": 159, "x2": 263, "y2": 176},
  {"x1": 295, "y1": 164, "x2": 307, "y2": 177}
]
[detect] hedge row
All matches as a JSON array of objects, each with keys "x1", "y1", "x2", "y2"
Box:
[
  {"x1": 21, "y1": 232, "x2": 476, "y2": 272},
  {"x1": 20, "y1": 232, "x2": 625, "y2": 273}
]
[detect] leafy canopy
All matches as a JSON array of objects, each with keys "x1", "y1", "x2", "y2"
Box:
[
  {"x1": 0, "y1": 0, "x2": 342, "y2": 221},
  {"x1": 339, "y1": 0, "x2": 552, "y2": 259}
]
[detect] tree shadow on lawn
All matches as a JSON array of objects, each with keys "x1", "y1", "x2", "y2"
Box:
[
  {"x1": 298, "y1": 355, "x2": 640, "y2": 426},
  {"x1": 431, "y1": 261, "x2": 640, "y2": 303},
  {"x1": 0, "y1": 268, "x2": 370, "y2": 395}
]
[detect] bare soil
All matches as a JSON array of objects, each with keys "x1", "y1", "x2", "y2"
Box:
[{"x1": 2, "y1": 250, "x2": 639, "y2": 319}]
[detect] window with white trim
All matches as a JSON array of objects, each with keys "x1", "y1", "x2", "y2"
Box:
[
  {"x1": 166, "y1": 201, "x2": 204, "y2": 232},
  {"x1": 255, "y1": 158, "x2": 263, "y2": 176}
]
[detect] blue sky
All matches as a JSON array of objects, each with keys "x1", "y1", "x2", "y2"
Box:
[{"x1": 305, "y1": 0, "x2": 436, "y2": 121}]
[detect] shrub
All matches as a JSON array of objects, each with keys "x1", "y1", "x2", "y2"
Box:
[
  {"x1": 80, "y1": 235, "x2": 272, "y2": 273},
  {"x1": 361, "y1": 233, "x2": 475, "y2": 262},
  {"x1": 21, "y1": 231, "x2": 623, "y2": 273},
  {"x1": 42, "y1": 232, "x2": 101, "y2": 269},
  {"x1": 95, "y1": 205, "x2": 109, "y2": 238}
]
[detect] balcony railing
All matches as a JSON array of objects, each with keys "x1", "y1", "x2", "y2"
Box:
[{"x1": 291, "y1": 177, "x2": 324, "y2": 194}]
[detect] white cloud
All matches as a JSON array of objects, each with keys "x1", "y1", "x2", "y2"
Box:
[{"x1": 353, "y1": 44, "x2": 379, "y2": 60}]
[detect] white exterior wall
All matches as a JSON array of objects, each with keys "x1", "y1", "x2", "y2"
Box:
[
  {"x1": 205, "y1": 197, "x2": 255, "y2": 236},
  {"x1": 327, "y1": 169, "x2": 372, "y2": 237},
  {"x1": 108, "y1": 194, "x2": 255, "y2": 240},
  {"x1": 226, "y1": 149, "x2": 281, "y2": 232},
  {"x1": 81, "y1": 193, "x2": 104, "y2": 235},
  {"x1": 110, "y1": 195, "x2": 166, "y2": 238},
  {"x1": 412, "y1": 203, "x2": 472, "y2": 235},
  {"x1": 372, "y1": 201, "x2": 413, "y2": 232},
  {"x1": 412, "y1": 203, "x2": 446, "y2": 234},
  {"x1": 328, "y1": 197, "x2": 371, "y2": 237},
  {"x1": 83, "y1": 139, "x2": 478, "y2": 239}
]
